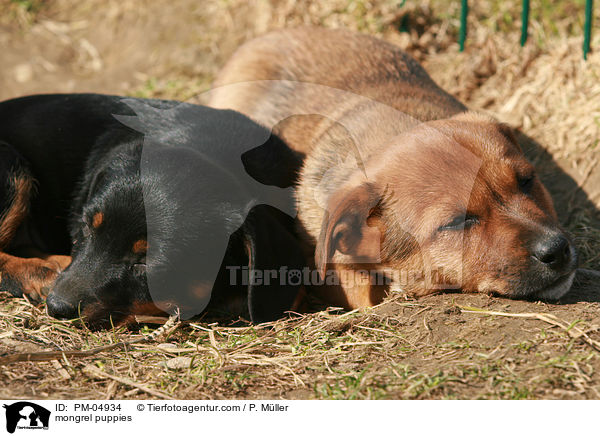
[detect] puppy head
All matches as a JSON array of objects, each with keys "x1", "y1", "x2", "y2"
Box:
[
  {"x1": 45, "y1": 141, "x2": 265, "y2": 329},
  {"x1": 317, "y1": 113, "x2": 577, "y2": 300},
  {"x1": 46, "y1": 144, "x2": 212, "y2": 328},
  {"x1": 46, "y1": 158, "x2": 157, "y2": 328}
]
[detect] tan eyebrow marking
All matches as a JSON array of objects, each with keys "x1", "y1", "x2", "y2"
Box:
[
  {"x1": 132, "y1": 239, "x2": 148, "y2": 254},
  {"x1": 92, "y1": 212, "x2": 104, "y2": 229}
]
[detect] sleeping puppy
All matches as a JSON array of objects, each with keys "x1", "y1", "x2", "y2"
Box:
[
  {"x1": 209, "y1": 27, "x2": 578, "y2": 308},
  {"x1": 0, "y1": 94, "x2": 305, "y2": 328}
]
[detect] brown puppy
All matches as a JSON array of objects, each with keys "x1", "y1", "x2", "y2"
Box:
[{"x1": 209, "y1": 27, "x2": 577, "y2": 309}]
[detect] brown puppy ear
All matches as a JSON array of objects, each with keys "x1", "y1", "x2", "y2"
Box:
[{"x1": 315, "y1": 183, "x2": 384, "y2": 277}]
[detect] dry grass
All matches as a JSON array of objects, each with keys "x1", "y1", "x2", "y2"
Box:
[
  {"x1": 3, "y1": 282, "x2": 600, "y2": 400},
  {"x1": 0, "y1": 0, "x2": 599, "y2": 399}
]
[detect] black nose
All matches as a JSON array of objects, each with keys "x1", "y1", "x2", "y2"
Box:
[
  {"x1": 532, "y1": 233, "x2": 572, "y2": 271},
  {"x1": 46, "y1": 293, "x2": 78, "y2": 319}
]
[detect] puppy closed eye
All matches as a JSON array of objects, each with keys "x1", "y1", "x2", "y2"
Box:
[
  {"x1": 132, "y1": 263, "x2": 146, "y2": 277},
  {"x1": 517, "y1": 173, "x2": 535, "y2": 193},
  {"x1": 81, "y1": 224, "x2": 91, "y2": 239},
  {"x1": 78, "y1": 213, "x2": 93, "y2": 239},
  {"x1": 439, "y1": 214, "x2": 479, "y2": 231}
]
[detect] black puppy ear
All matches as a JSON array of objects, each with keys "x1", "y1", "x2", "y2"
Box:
[
  {"x1": 244, "y1": 205, "x2": 306, "y2": 323},
  {"x1": 240, "y1": 134, "x2": 304, "y2": 189}
]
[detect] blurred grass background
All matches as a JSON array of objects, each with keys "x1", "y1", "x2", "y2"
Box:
[{"x1": 1, "y1": 0, "x2": 598, "y2": 100}]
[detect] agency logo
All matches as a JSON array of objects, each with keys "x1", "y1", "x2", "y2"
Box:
[{"x1": 3, "y1": 402, "x2": 50, "y2": 433}]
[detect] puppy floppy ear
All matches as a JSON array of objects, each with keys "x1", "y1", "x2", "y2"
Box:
[
  {"x1": 316, "y1": 183, "x2": 385, "y2": 276},
  {"x1": 244, "y1": 205, "x2": 307, "y2": 323}
]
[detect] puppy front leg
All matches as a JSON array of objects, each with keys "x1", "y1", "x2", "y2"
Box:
[{"x1": 0, "y1": 252, "x2": 71, "y2": 302}]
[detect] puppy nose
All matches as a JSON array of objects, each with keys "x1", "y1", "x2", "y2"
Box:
[
  {"x1": 46, "y1": 293, "x2": 78, "y2": 319},
  {"x1": 532, "y1": 234, "x2": 572, "y2": 270}
]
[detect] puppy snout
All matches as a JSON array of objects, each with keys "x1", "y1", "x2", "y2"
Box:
[
  {"x1": 46, "y1": 292, "x2": 78, "y2": 320},
  {"x1": 531, "y1": 233, "x2": 574, "y2": 271}
]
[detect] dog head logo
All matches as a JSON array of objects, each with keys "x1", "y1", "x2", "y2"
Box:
[{"x1": 3, "y1": 402, "x2": 50, "y2": 433}]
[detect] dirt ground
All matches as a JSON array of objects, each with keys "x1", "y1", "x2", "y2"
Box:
[{"x1": 0, "y1": 0, "x2": 599, "y2": 399}]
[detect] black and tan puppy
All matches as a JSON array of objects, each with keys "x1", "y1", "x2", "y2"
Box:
[
  {"x1": 209, "y1": 27, "x2": 577, "y2": 308},
  {"x1": 0, "y1": 94, "x2": 305, "y2": 328}
]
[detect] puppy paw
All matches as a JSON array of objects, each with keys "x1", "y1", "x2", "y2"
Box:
[{"x1": 0, "y1": 257, "x2": 67, "y2": 302}]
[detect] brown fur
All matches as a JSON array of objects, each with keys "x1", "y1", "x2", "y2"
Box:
[
  {"x1": 210, "y1": 27, "x2": 575, "y2": 308},
  {"x1": 92, "y1": 212, "x2": 104, "y2": 229},
  {"x1": 132, "y1": 239, "x2": 148, "y2": 255},
  {"x1": 0, "y1": 252, "x2": 71, "y2": 301},
  {"x1": 0, "y1": 174, "x2": 34, "y2": 249},
  {"x1": 210, "y1": 27, "x2": 466, "y2": 155}
]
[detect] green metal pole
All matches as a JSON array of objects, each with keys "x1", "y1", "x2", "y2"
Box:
[
  {"x1": 398, "y1": 0, "x2": 409, "y2": 33},
  {"x1": 459, "y1": 0, "x2": 468, "y2": 52},
  {"x1": 521, "y1": 0, "x2": 530, "y2": 46},
  {"x1": 583, "y1": 0, "x2": 594, "y2": 60}
]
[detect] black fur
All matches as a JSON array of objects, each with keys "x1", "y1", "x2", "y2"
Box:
[{"x1": 0, "y1": 93, "x2": 305, "y2": 328}]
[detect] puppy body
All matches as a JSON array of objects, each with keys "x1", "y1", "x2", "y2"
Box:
[
  {"x1": 211, "y1": 28, "x2": 577, "y2": 308},
  {"x1": 210, "y1": 27, "x2": 466, "y2": 155}
]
